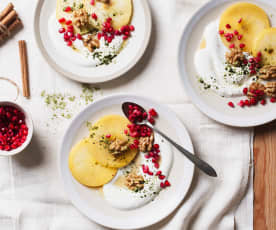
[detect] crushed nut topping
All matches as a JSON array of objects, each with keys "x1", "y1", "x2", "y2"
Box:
[
  {"x1": 109, "y1": 139, "x2": 129, "y2": 155},
  {"x1": 98, "y1": 0, "x2": 110, "y2": 4},
  {"x1": 138, "y1": 133, "x2": 154, "y2": 152},
  {"x1": 265, "y1": 82, "x2": 276, "y2": 98},
  {"x1": 247, "y1": 82, "x2": 265, "y2": 99},
  {"x1": 125, "y1": 173, "x2": 144, "y2": 191},
  {"x1": 258, "y1": 65, "x2": 276, "y2": 79},
  {"x1": 72, "y1": 9, "x2": 89, "y2": 29},
  {"x1": 83, "y1": 35, "x2": 100, "y2": 52},
  {"x1": 225, "y1": 48, "x2": 245, "y2": 66}
]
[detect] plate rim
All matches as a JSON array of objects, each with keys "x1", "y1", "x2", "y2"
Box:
[
  {"x1": 33, "y1": 0, "x2": 152, "y2": 83},
  {"x1": 58, "y1": 94, "x2": 195, "y2": 229},
  {"x1": 178, "y1": 0, "x2": 276, "y2": 127}
]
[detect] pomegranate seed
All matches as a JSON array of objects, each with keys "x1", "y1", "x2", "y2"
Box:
[
  {"x1": 250, "y1": 98, "x2": 257, "y2": 105},
  {"x1": 237, "y1": 100, "x2": 245, "y2": 107},
  {"x1": 250, "y1": 70, "x2": 256, "y2": 75},
  {"x1": 260, "y1": 99, "x2": 266, "y2": 105},
  {"x1": 239, "y1": 43, "x2": 245, "y2": 49},
  {"x1": 219, "y1": 30, "x2": 224, "y2": 35},
  {"x1": 226, "y1": 24, "x2": 231, "y2": 29},
  {"x1": 160, "y1": 182, "x2": 165, "y2": 188},
  {"x1": 142, "y1": 165, "x2": 149, "y2": 173},
  {"x1": 64, "y1": 6, "x2": 72, "y2": 12},
  {"x1": 156, "y1": 171, "x2": 162, "y2": 176},
  {"x1": 148, "y1": 116, "x2": 155, "y2": 125},
  {"x1": 105, "y1": 134, "x2": 111, "y2": 138},
  {"x1": 249, "y1": 58, "x2": 254, "y2": 63},
  {"x1": 90, "y1": 0, "x2": 95, "y2": 5},
  {"x1": 159, "y1": 175, "x2": 165, "y2": 180},
  {"x1": 58, "y1": 18, "x2": 66, "y2": 23},
  {"x1": 257, "y1": 52, "x2": 262, "y2": 57},
  {"x1": 129, "y1": 25, "x2": 135, "y2": 31},
  {"x1": 59, "y1": 28, "x2": 65, "y2": 33},
  {"x1": 234, "y1": 30, "x2": 239, "y2": 35},
  {"x1": 243, "y1": 87, "x2": 248, "y2": 95},
  {"x1": 238, "y1": 18, "x2": 242, "y2": 23},
  {"x1": 92, "y1": 13, "x2": 98, "y2": 20},
  {"x1": 164, "y1": 180, "x2": 171, "y2": 187},
  {"x1": 229, "y1": 44, "x2": 235, "y2": 49},
  {"x1": 71, "y1": 36, "x2": 76, "y2": 41},
  {"x1": 228, "y1": 102, "x2": 234, "y2": 108},
  {"x1": 67, "y1": 41, "x2": 72, "y2": 46},
  {"x1": 123, "y1": 35, "x2": 128, "y2": 40},
  {"x1": 226, "y1": 37, "x2": 232, "y2": 42},
  {"x1": 97, "y1": 33, "x2": 102, "y2": 40},
  {"x1": 149, "y1": 108, "x2": 158, "y2": 117},
  {"x1": 237, "y1": 34, "x2": 243, "y2": 40},
  {"x1": 76, "y1": 33, "x2": 82, "y2": 40},
  {"x1": 270, "y1": 98, "x2": 276, "y2": 103},
  {"x1": 148, "y1": 171, "x2": 153, "y2": 176},
  {"x1": 66, "y1": 20, "x2": 72, "y2": 25}
]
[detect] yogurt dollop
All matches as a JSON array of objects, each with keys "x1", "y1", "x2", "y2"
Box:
[
  {"x1": 102, "y1": 133, "x2": 173, "y2": 210},
  {"x1": 48, "y1": 14, "x2": 123, "y2": 67},
  {"x1": 194, "y1": 20, "x2": 256, "y2": 97}
]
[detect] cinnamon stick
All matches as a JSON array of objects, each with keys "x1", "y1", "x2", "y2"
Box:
[
  {"x1": 1, "y1": 10, "x2": 17, "y2": 26},
  {"x1": 18, "y1": 40, "x2": 30, "y2": 98},
  {"x1": 0, "y1": 18, "x2": 22, "y2": 41},
  {"x1": 0, "y1": 3, "x2": 13, "y2": 21}
]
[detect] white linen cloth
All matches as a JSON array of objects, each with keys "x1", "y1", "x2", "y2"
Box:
[{"x1": 0, "y1": 0, "x2": 253, "y2": 229}]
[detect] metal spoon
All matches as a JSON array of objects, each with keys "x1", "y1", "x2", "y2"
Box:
[{"x1": 122, "y1": 102, "x2": 217, "y2": 177}]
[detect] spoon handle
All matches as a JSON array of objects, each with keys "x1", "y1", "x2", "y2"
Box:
[{"x1": 150, "y1": 126, "x2": 217, "y2": 177}]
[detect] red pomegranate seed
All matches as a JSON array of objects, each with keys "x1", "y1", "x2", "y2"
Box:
[
  {"x1": 250, "y1": 98, "x2": 257, "y2": 105},
  {"x1": 76, "y1": 33, "x2": 82, "y2": 40},
  {"x1": 234, "y1": 30, "x2": 239, "y2": 35},
  {"x1": 97, "y1": 33, "x2": 102, "y2": 40},
  {"x1": 58, "y1": 18, "x2": 66, "y2": 23},
  {"x1": 229, "y1": 44, "x2": 235, "y2": 49},
  {"x1": 156, "y1": 171, "x2": 162, "y2": 176},
  {"x1": 91, "y1": 0, "x2": 95, "y2": 5},
  {"x1": 67, "y1": 41, "x2": 72, "y2": 46},
  {"x1": 237, "y1": 35, "x2": 243, "y2": 40},
  {"x1": 148, "y1": 116, "x2": 155, "y2": 125},
  {"x1": 225, "y1": 24, "x2": 231, "y2": 29},
  {"x1": 244, "y1": 100, "x2": 250, "y2": 106},
  {"x1": 238, "y1": 18, "x2": 242, "y2": 23},
  {"x1": 92, "y1": 13, "x2": 98, "y2": 20},
  {"x1": 153, "y1": 144, "x2": 159, "y2": 149},
  {"x1": 64, "y1": 6, "x2": 72, "y2": 12},
  {"x1": 148, "y1": 171, "x2": 153, "y2": 176},
  {"x1": 105, "y1": 134, "x2": 111, "y2": 138},
  {"x1": 257, "y1": 52, "x2": 262, "y2": 57},
  {"x1": 219, "y1": 30, "x2": 224, "y2": 35},
  {"x1": 250, "y1": 70, "x2": 256, "y2": 75},
  {"x1": 160, "y1": 182, "x2": 165, "y2": 188},
  {"x1": 159, "y1": 175, "x2": 165, "y2": 180},
  {"x1": 260, "y1": 99, "x2": 266, "y2": 105},
  {"x1": 142, "y1": 165, "x2": 149, "y2": 173},
  {"x1": 237, "y1": 100, "x2": 245, "y2": 107},
  {"x1": 123, "y1": 35, "x2": 128, "y2": 40},
  {"x1": 129, "y1": 25, "x2": 135, "y2": 31},
  {"x1": 239, "y1": 43, "x2": 245, "y2": 49},
  {"x1": 59, "y1": 28, "x2": 65, "y2": 33},
  {"x1": 66, "y1": 20, "x2": 72, "y2": 25},
  {"x1": 164, "y1": 180, "x2": 171, "y2": 187},
  {"x1": 243, "y1": 87, "x2": 248, "y2": 95},
  {"x1": 149, "y1": 108, "x2": 158, "y2": 117},
  {"x1": 270, "y1": 98, "x2": 276, "y2": 103},
  {"x1": 71, "y1": 36, "x2": 76, "y2": 41},
  {"x1": 154, "y1": 163, "x2": 159, "y2": 169},
  {"x1": 228, "y1": 102, "x2": 234, "y2": 108},
  {"x1": 226, "y1": 37, "x2": 232, "y2": 42}
]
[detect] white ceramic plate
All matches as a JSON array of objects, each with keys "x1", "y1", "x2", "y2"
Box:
[
  {"x1": 34, "y1": 0, "x2": 151, "y2": 83},
  {"x1": 59, "y1": 94, "x2": 194, "y2": 229},
  {"x1": 178, "y1": 0, "x2": 276, "y2": 127}
]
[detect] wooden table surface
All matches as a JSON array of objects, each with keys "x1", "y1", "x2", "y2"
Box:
[{"x1": 254, "y1": 122, "x2": 276, "y2": 230}]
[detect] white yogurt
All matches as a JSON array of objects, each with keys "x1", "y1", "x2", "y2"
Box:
[
  {"x1": 103, "y1": 133, "x2": 173, "y2": 210},
  {"x1": 48, "y1": 14, "x2": 123, "y2": 67},
  {"x1": 194, "y1": 20, "x2": 256, "y2": 97}
]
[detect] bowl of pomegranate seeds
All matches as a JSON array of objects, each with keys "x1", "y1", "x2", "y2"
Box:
[{"x1": 0, "y1": 101, "x2": 33, "y2": 156}]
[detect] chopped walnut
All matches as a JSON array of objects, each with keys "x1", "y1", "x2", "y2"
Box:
[
  {"x1": 83, "y1": 35, "x2": 100, "y2": 52},
  {"x1": 72, "y1": 9, "x2": 89, "y2": 29},
  {"x1": 258, "y1": 65, "x2": 276, "y2": 79},
  {"x1": 98, "y1": 0, "x2": 110, "y2": 4},
  {"x1": 138, "y1": 133, "x2": 154, "y2": 152},
  {"x1": 265, "y1": 82, "x2": 276, "y2": 98},
  {"x1": 109, "y1": 139, "x2": 129, "y2": 155},
  {"x1": 247, "y1": 82, "x2": 265, "y2": 99},
  {"x1": 125, "y1": 173, "x2": 144, "y2": 191},
  {"x1": 225, "y1": 48, "x2": 245, "y2": 66}
]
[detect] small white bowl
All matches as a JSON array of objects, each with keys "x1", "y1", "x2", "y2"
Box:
[{"x1": 0, "y1": 101, "x2": 34, "y2": 156}]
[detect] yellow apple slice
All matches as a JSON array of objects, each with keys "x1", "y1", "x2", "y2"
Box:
[
  {"x1": 84, "y1": 0, "x2": 133, "y2": 30},
  {"x1": 253, "y1": 28, "x2": 276, "y2": 65},
  {"x1": 219, "y1": 2, "x2": 270, "y2": 52},
  {"x1": 69, "y1": 139, "x2": 117, "y2": 187}
]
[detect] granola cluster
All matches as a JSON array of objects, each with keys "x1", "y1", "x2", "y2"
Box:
[
  {"x1": 109, "y1": 139, "x2": 129, "y2": 155},
  {"x1": 72, "y1": 9, "x2": 89, "y2": 29},
  {"x1": 138, "y1": 133, "x2": 154, "y2": 152},
  {"x1": 83, "y1": 35, "x2": 100, "y2": 52},
  {"x1": 225, "y1": 48, "x2": 245, "y2": 66},
  {"x1": 258, "y1": 65, "x2": 276, "y2": 80},
  {"x1": 125, "y1": 173, "x2": 145, "y2": 191}
]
